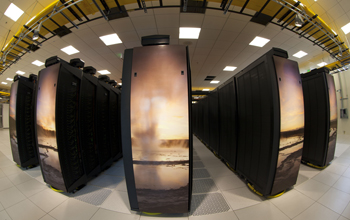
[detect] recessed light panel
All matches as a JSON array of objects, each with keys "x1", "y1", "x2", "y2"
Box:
[
  {"x1": 317, "y1": 62, "x2": 327, "y2": 67},
  {"x1": 223, "y1": 66, "x2": 237, "y2": 71},
  {"x1": 32, "y1": 60, "x2": 44, "y2": 66},
  {"x1": 1, "y1": 82, "x2": 8, "y2": 85},
  {"x1": 98, "y1": 70, "x2": 111, "y2": 75},
  {"x1": 16, "y1": 70, "x2": 25, "y2": 75},
  {"x1": 202, "y1": 89, "x2": 210, "y2": 91},
  {"x1": 341, "y1": 22, "x2": 350, "y2": 35},
  {"x1": 249, "y1": 36, "x2": 270, "y2": 47},
  {"x1": 4, "y1": 3, "x2": 24, "y2": 22},
  {"x1": 6, "y1": 78, "x2": 13, "y2": 81},
  {"x1": 61, "y1": 46, "x2": 80, "y2": 55},
  {"x1": 293, "y1": 51, "x2": 308, "y2": 58},
  {"x1": 179, "y1": 28, "x2": 201, "y2": 39},
  {"x1": 99, "y1": 33, "x2": 122, "y2": 46},
  {"x1": 210, "y1": 80, "x2": 220, "y2": 84}
]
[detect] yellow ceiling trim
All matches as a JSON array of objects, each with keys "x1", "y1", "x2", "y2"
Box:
[
  {"x1": 0, "y1": 91, "x2": 10, "y2": 96},
  {"x1": 1, "y1": 0, "x2": 349, "y2": 73}
]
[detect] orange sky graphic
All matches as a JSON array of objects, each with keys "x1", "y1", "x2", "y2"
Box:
[
  {"x1": 36, "y1": 64, "x2": 59, "y2": 131},
  {"x1": 130, "y1": 45, "x2": 189, "y2": 143},
  {"x1": 274, "y1": 56, "x2": 304, "y2": 132}
]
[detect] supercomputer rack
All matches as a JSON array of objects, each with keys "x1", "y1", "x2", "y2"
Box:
[
  {"x1": 9, "y1": 74, "x2": 39, "y2": 168},
  {"x1": 77, "y1": 64, "x2": 102, "y2": 178},
  {"x1": 234, "y1": 48, "x2": 304, "y2": 196},
  {"x1": 121, "y1": 35, "x2": 192, "y2": 213},
  {"x1": 35, "y1": 56, "x2": 86, "y2": 192},
  {"x1": 108, "y1": 80, "x2": 123, "y2": 161},
  {"x1": 96, "y1": 75, "x2": 113, "y2": 170},
  {"x1": 301, "y1": 67, "x2": 337, "y2": 167}
]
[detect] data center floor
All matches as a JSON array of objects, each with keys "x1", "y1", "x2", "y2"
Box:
[{"x1": 1, "y1": 128, "x2": 350, "y2": 220}]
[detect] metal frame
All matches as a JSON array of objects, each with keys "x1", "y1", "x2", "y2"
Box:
[{"x1": 1, "y1": 0, "x2": 350, "y2": 76}]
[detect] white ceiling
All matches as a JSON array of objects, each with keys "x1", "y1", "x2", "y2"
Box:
[{"x1": 0, "y1": 0, "x2": 349, "y2": 92}]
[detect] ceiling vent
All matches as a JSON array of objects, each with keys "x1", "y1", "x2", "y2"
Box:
[
  {"x1": 204, "y1": 76, "x2": 216, "y2": 81},
  {"x1": 53, "y1": 26, "x2": 72, "y2": 37},
  {"x1": 181, "y1": 0, "x2": 207, "y2": 14},
  {"x1": 104, "y1": 6, "x2": 129, "y2": 20},
  {"x1": 250, "y1": 12, "x2": 272, "y2": 26}
]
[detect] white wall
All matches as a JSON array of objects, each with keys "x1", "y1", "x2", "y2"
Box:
[
  {"x1": 333, "y1": 70, "x2": 350, "y2": 135},
  {"x1": 1, "y1": 104, "x2": 9, "y2": 128}
]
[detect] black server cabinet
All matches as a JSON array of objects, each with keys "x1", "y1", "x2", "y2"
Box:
[
  {"x1": 109, "y1": 80, "x2": 123, "y2": 161},
  {"x1": 121, "y1": 38, "x2": 192, "y2": 213},
  {"x1": 35, "y1": 56, "x2": 86, "y2": 192},
  {"x1": 208, "y1": 91, "x2": 220, "y2": 153},
  {"x1": 79, "y1": 66, "x2": 101, "y2": 178},
  {"x1": 9, "y1": 74, "x2": 39, "y2": 168},
  {"x1": 96, "y1": 75, "x2": 114, "y2": 170},
  {"x1": 301, "y1": 68, "x2": 337, "y2": 167},
  {"x1": 201, "y1": 97, "x2": 210, "y2": 146},
  {"x1": 235, "y1": 48, "x2": 304, "y2": 196},
  {"x1": 217, "y1": 78, "x2": 238, "y2": 169}
]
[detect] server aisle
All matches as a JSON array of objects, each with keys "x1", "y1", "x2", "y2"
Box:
[{"x1": 0, "y1": 129, "x2": 350, "y2": 219}]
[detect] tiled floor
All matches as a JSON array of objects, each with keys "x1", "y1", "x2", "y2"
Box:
[{"x1": 0, "y1": 128, "x2": 350, "y2": 219}]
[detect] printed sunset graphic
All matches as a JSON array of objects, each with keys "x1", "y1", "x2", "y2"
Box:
[
  {"x1": 36, "y1": 63, "x2": 65, "y2": 190},
  {"x1": 271, "y1": 56, "x2": 304, "y2": 195},
  {"x1": 130, "y1": 45, "x2": 189, "y2": 213}
]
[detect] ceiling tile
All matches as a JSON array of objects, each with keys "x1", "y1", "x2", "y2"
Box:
[
  {"x1": 123, "y1": 41, "x2": 142, "y2": 48},
  {"x1": 153, "y1": 8, "x2": 179, "y2": 15},
  {"x1": 118, "y1": 31, "x2": 140, "y2": 43},
  {"x1": 128, "y1": 9, "x2": 154, "y2": 17},
  {"x1": 179, "y1": 13, "x2": 204, "y2": 27},
  {"x1": 130, "y1": 16, "x2": 157, "y2": 30},
  {"x1": 158, "y1": 27, "x2": 179, "y2": 40},
  {"x1": 136, "y1": 28, "x2": 158, "y2": 38},
  {"x1": 198, "y1": 28, "x2": 221, "y2": 40},
  {"x1": 109, "y1": 17, "x2": 135, "y2": 33},
  {"x1": 90, "y1": 23, "x2": 117, "y2": 37},
  {"x1": 205, "y1": 8, "x2": 230, "y2": 18},
  {"x1": 223, "y1": 19, "x2": 247, "y2": 32},
  {"x1": 196, "y1": 39, "x2": 215, "y2": 48},
  {"x1": 155, "y1": 14, "x2": 179, "y2": 28},
  {"x1": 202, "y1": 15, "x2": 227, "y2": 30},
  {"x1": 327, "y1": 4, "x2": 345, "y2": 21}
]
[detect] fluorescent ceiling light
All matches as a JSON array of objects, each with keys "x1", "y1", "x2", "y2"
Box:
[
  {"x1": 4, "y1": 3, "x2": 24, "y2": 22},
  {"x1": 61, "y1": 45, "x2": 80, "y2": 55},
  {"x1": 99, "y1": 33, "x2": 122, "y2": 46},
  {"x1": 16, "y1": 70, "x2": 25, "y2": 75},
  {"x1": 249, "y1": 36, "x2": 270, "y2": 47},
  {"x1": 118, "y1": 83, "x2": 122, "y2": 85},
  {"x1": 179, "y1": 27, "x2": 201, "y2": 39},
  {"x1": 341, "y1": 22, "x2": 350, "y2": 35},
  {"x1": 98, "y1": 70, "x2": 111, "y2": 75},
  {"x1": 210, "y1": 80, "x2": 220, "y2": 84},
  {"x1": 202, "y1": 89, "x2": 210, "y2": 91},
  {"x1": 32, "y1": 60, "x2": 44, "y2": 66},
  {"x1": 317, "y1": 62, "x2": 327, "y2": 67},
  {"x1": 223, "y1": 66, "x2": 237, "y2": 71},
  {"x1": 1, "y1": 82, "x2": 8, "y2": 85},
  {"x1": 293, "y1": 51, "x2": 308, "y2": 58},
  {"x1": 6, "y1": 78, "x2": 13, "y2": 81}
]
